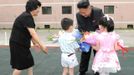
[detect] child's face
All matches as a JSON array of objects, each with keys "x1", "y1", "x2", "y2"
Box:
[{"x1": 99, "y1": 25, "x2": 105, "y2": 32}]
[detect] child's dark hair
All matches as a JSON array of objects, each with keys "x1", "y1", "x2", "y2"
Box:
[
  {"x1": 77, "y1": 0, "x2": 90, "y2": 9},
  {"x1": 99, "y1": 15, "x2": 114, "y2": 32},
  {"x1": 26, "y1": 0, "x2": 41, "y2": 12},
  {"x1": 61, "y1": 18, "x2": 73, "y2": 30}
]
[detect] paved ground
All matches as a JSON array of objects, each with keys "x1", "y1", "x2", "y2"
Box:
[
  {"x1": 0, "y1": 29, "x2": 134, "y2": 75},
  {"x1": 0, "y1": 47, "x2": 134, "y2": 75},
  {"x1": 0, "y1": 29, "x2": 134, "y2": 47}
]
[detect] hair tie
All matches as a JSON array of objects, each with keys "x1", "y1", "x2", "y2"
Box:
[{"x1": 105, "y1": 14, "x2": 110, "y2": 21}]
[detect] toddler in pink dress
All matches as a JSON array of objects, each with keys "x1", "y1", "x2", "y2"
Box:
[{"x1": 86, "y1": 15, "x2": 125, "y2": 75}]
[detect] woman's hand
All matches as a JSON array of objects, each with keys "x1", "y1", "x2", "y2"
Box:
[{"x1": 40, "y1": 44, "x2": 48, "y2": 54}]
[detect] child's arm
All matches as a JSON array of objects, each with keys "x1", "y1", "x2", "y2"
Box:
[
  {"x1": 84, "y1": 32, "x2": 99, "y2": 46},
  {"x1": 114, "y1": 40, "x2": 120, "y2": 51},
  {"x1": 114, "y1": 39, "x2": 128, "y2": 57},
  {"x1": 115, "y1": 39, "x2": 126, "y2": 51},
  {"x1": 75, "y1": 48, "x2": 81, "y2": 52},
  {"x1": 73, "y1": 42, "x2": 80, "y2": 51},
  {"x1": 92, "y1": 40, "x2": 100, "y2": 51},
  {"x1": 114, "y1": 33, "x2": 124, "y2": 50}
]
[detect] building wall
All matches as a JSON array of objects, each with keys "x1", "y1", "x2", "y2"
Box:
[
  {"x1": 0, "y1": 0, "x2": 134, "y2": 28},
  {"x1": 92, "y1": 2, "x2": 134, "y2": 28}
]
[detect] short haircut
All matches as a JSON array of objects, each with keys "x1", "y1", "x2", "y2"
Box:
[
  {"x1": 26, "y1": 0, "x2": 41, "y2": 12},
  {"x1": 77, "y1": 0, "x2": 90, "y2": 9},
  {"x1": 99, "y1": 16, "x2": 114, "y2": 32},
  {"x1": 61, "y1": 18, "x2": 73, "y2": 30}
]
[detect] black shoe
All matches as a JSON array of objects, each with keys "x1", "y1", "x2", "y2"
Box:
[{"x1": 94, "y1": 72, "x2": 99, "y2": 75}]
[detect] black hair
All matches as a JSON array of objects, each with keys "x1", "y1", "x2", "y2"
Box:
[
  {"x1": 77, "y1": 0, "x2": 90, "y2": 9},
  {"x1": 99, "y1": 16, "x2": 114, "y2": 32},
  {"x1": 26, "y1": 0, "x2": 41, "y2": 12},
  {"x1": 61, "y1": 18, "x2": 73, "y2": 30}
]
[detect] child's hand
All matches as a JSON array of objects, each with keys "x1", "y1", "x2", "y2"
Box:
[
  {"x1": 92, "y1": 45, "x2": 99, "y2": 51},
  {"x1": 75, "y1": 48, "x2": 81, "y2": 52}
]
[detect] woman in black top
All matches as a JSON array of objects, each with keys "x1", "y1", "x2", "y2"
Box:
[{"x1": 9, "y1": 0, "x2": 48, "y2": 75}]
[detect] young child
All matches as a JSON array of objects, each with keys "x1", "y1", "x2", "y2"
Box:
[
  {"x1": 58, "y1": 18, "x2": 79, "y2": 75},
  {"x1": 90, "y1": 15, "x2": 123, "y2": 75}
]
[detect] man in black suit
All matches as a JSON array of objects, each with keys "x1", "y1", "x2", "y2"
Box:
[{"x1": 76, "y1": 1, "x2": 104, "y2": 75}]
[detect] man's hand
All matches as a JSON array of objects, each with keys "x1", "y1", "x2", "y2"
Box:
[{"x1": 80, "y1": 37, "x2": 85, "y2": 42}]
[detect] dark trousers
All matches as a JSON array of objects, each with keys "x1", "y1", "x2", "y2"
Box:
[{"x1": 79, "y1": 47, "x2": 97, "y2": 73}]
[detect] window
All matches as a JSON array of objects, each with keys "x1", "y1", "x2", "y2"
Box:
[
  {"x1": 104, "y1": 5, "x2": 114, "y2": 14},
  {"x1": 44, "y1": 25, "x2": 50, "y2": 29},
  {"x1": 42, "y1": 6, "x2": 52, "y2": 14},
  {"x1": 127, "y1": 24, "x2": 133, "y2": 29},
  {"x1": 62, "y1": 6, "x2": 72, "y2": 14}
]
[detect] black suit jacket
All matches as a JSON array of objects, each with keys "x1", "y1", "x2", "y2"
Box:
[{"x1": 76, "y1": 7, "x2": 104, "y2": 32}]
